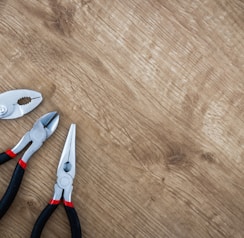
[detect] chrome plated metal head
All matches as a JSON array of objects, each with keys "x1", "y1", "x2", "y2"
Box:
[
  {"x1": 53, "y1": 124, "x2": 76, "y2": 202},
  {"x1": 0, "y1": 89, "x2": 42, "y2": 119},
  {"x1": 12, "y1": 111, "x2": 60, "y2": 163},
  {"x1": 57, "y1": 124, "x2": 76, "y2": 179},
  {"x1": 36, "y1": 111, "x2": 60, "y2": 139}
]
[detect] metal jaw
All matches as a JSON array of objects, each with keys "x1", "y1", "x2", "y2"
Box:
[
  {"x1": 52, "y1": 124, "x2": 76, "y2": 202},
  {"x1": 11, "y1": 112, "x2": 60, "y2": 163},
  {"x1": 0, "y1": 89, "x2": 42, "y2": 119}
]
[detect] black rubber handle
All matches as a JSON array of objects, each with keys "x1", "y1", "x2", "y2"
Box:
[
  {"x1": 0, "y1": 152, "x2": 13, "y2": 165},
  {"x1": 0, "y1": 163, "x2": 25, "y2": 219},
  {"x1": 64, "y1": 205, "x2": 82, "y2": 238},
  {"x1": 31, "y1": 204, "x2": 58, "y2": 238}
]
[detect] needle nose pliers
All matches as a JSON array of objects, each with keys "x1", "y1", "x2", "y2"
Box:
[
  {"x1": 0, "y1": 111, "x2": 60, "y2": 219},
  {"x1": 31, "y1": 124, "x2": 82, "y2": 238}
]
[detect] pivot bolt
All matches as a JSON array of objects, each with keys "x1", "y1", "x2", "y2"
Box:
[{"x1": 0, "y1": 105, "x2": 7, "y2": 115}]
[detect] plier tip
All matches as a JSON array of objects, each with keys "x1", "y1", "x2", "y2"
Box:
[{"x1": 57, "y1": 124, "x2": 76, "y2": 179}]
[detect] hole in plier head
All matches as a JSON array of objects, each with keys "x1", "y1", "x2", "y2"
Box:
[
  {"x1": 64, "y1": 162, "x2": 72, "y2": 172},
  {"x1": 18, "y1": 97, "x2": 32, "y2": 105}
]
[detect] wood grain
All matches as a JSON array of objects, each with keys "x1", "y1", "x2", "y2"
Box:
[{"x1": 0, "y1": 0, "x2": 243, "y2": 237}]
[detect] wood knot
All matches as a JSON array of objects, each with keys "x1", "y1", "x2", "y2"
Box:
[
  {"x1": 27, "y1": 199, "x2": 36, "y2": 208},
  {"x1": 167, "y1": 153, "x2": 186, "y2": 165},
  {"x1": 165, "y1": 143, "x2": 192, "y2": 170},
  {"x1": 201, "y1": 152, "x2": 215, "y2": 163},
  {"x1": 46, "y1": 0, "x2": 76, "y2": 36}
]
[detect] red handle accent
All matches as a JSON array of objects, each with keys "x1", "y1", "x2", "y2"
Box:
[
  {"x1": 49, "y1": 199, "x2": 60, "y2": 205},
  {"x1": 64, "y1": 200, "x2": 74, "y2": 208},
  {"x1": 18, "y1": 159, "x2": 27, "y2": 169},
  {"x1": 6, "y1": 149, "x2": 17, "y2": 158}
]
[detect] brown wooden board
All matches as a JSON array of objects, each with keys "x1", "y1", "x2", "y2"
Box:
[{"x1": 0, "y1": 0, "x2": 243, "y2": 237}]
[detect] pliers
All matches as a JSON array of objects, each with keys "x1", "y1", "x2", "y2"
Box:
[
  {"x1": 31, "y1": 124, "x2": 82, "y2": 238},
  {"x1": 0, "y1": 111, "x2": 59, "y2": 219},
  {"x1": 0, "y1": 89, "x2": 42, "y2": 119}
]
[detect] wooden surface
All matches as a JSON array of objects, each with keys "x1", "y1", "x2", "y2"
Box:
[{"x1": 0, "y1": 0, "x2": 243, "y2": 237}]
